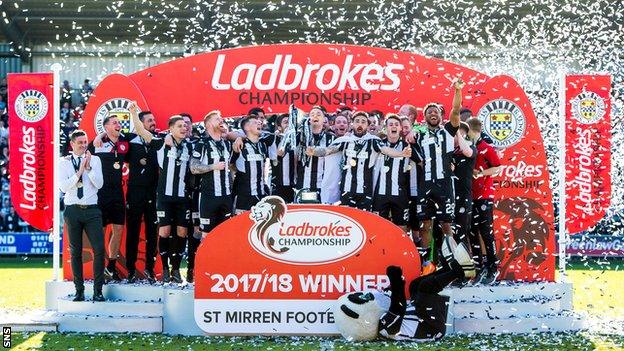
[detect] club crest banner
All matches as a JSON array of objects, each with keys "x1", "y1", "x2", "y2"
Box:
[
  {"x1": 565, "y1": 74, "x2": 612, "y2": 235},
  {"x1": 7, "y1": 73, "x2": 55, "y2": 231}
]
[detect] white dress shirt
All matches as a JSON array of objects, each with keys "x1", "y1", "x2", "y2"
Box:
[{"x1": 59, "y1": 153, "x2": 104, "y2": 205}]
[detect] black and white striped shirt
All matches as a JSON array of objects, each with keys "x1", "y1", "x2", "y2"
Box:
[
  {"x1": 193, "y1": 135, "x2": 232, "y2": 197},
  {"x1": 232, "y1": 134, "x2": 276, "y2": 196},
  {"x1": 298, "y1": 130, "x2": 334, "y2": 191},
  {"x1": 407, "y1": 159, "x2": 423, "y2": 197},
  {"x1": 335, "y1": 137, "x2": 382, "y2": 195},
  {"x1": 414, "y1": 123, "x2": 458, "y2": 183},
  {"x1": 151, "y1": 137, "x2": 193, "y2": 200},
  {"x1": 269, "y1": 135, "x2": 297, "y2": 188},
  {"x1": 375, "y1": 139, "x2": 410, "y2": 197}
]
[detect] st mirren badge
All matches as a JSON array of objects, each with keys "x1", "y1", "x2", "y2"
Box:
[
  {"x1": 15, "y1": 90, "x2": 49, "y2": 123},
  {"x1": 477, "y1": 99, "x2": 526, "y2": 149},
  {"x1": 113, "y1": 162, "x2": 121, "y2": 170},
  {"x1": 350, "y1": 159, "x2": 357, "y2": 167},
  {"x1": 94, "y1": 98, "x2": 138, "y2": 134},
  {"x1": 139, "y1": 158, "x2": 147, "y2": 166},
  {"x1": 571, "y1": 91, "x2": 606, "y2": 124}
]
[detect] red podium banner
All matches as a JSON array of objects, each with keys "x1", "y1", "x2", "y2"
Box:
[{"x1": 194, "y1": 197, "x2": 421, "y2": 334}]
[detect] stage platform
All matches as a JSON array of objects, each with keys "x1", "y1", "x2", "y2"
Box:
[{"x1": 2, "y1": 280, "x2": 584, "y2": 335}]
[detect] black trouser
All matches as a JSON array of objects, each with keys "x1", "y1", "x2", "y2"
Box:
[
  {"x1": 432, "y1": 220, "x2": 444, "y2": 264},
  {"x1": 386, "y1": 267, "x2": 457, "y2": 340},
  {"x1": 470, "y1": 199, "x2": 498, "y2": 269},
  {"x1": 125, "y1": 186, "x2": 158, "y2": 272},
  {"x1": 453, "y1": 196, "x2": 473, "y2": 250},
  {"x1": 64, "y1": 205, "x2": 105, "y2": 293},
  {"x1": 408, "y1": 269, "x2": 455, "y2": 338}
]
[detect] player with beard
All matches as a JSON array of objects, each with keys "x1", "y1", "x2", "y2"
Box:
[
  {"x1": 451, "y1": 122, "x2": 476, "y2": 259},
  {"x1": 332, "y1": 114, "x2": 350, "y2": 137},
  {"x1": 130, "y1": 103, "x2": 193, "y2": 284},
  {"x1": 88, "y1": 114, "x2": 131, "y2": 281},
  {"x1": 307, "y1": 112, "x2": 411, "y2": 210},
  {"x1": 413, "y1": 78, "x2": 464, "y2": 264},
  {"x1": 124, "y1": 111, "x2": 160, "y2": 283},
  {"x1": 297, "y1": 106, "x2": 335, "y2": 197},
  {"x1": 372, "y1": 114, "x2": 413, "y2": 231},
  {"x1": 270, "y1": 113, "x2": 297, "y2": 203},
  {"x1": 231, "y1": 116, "x2": 276, "y2": 213},
  {"x1": 191, "y1": 111, "x2": 232, "y2": 249}
]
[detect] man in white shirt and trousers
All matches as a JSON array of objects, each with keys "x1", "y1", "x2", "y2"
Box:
[{"x1": 59, "y1": 130, "x2": 106, "y2": 302}]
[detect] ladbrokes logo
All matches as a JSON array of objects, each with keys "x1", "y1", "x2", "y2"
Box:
[
  {"x1": 248, "y1": 196, "x2": 366, "y2": 265},
  {"x1": 211, "y1": 54, "x2": 405, "y2": 106}
]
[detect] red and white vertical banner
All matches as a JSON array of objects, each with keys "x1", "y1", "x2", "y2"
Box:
[
  {"x1": 565, "y1": 74, "x2": 612, "y2": 235},
  {"x1": 7, "y1": 73, "x2": 55, "y2": 231}
]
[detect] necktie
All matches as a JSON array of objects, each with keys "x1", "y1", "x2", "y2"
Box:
[{"x1": 77, "y1": 157, "x2": 84, "y2": 199}]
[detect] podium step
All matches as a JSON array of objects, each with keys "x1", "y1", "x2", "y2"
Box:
[
  {"x1": 57, "y1": 297, "x2": 163, "y2": 317},
  {"x1": 35, "y1": 312, "x2": 163, "y2": 333},
  {"x1": 454, "y1": 312, "x2": 584, "y2": 334},
  {"x1": 447, "y1": 282, "x2": 571, "y2": 304},
  {"x1": 0, "y1": 310, "x2": 58, "y2": 332},
  {"x1": 453, "y1": 297, "x2": 562, "y2": 319}
]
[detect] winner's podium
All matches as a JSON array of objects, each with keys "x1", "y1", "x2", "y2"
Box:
[
  {"x1": 39, "y1": 279, "x2": 583, "y2": 334},
  {"x1": 39, "y1": 199, "x2": 583, "y2": 335}
]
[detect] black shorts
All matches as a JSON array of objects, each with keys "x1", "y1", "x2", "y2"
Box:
[
  {"x1": 418, "y1": 181, "x2": 455, "y2": 222},
  {"x1": 156, "y1": 197, "x2": 190, "y2": 227},
  {"x1": 234, "y1": 194, "x2": 263, "y2": 212},
  {"x1": 273, "y1": 186, "x2": 295, "y2": 203},
  {"x1": 98, "y1": 188, "x2": 125, "y2": 226},
  {"x1": 408, "y1": 196, "x2": 421, "y2": 229},
  {"x1": 199, "y1": 194, "x2": 233, "y2": 232},
  {"x1": 373, "y1": 195, "x2": 408, "y2": 226},
  {"x1": 340, "y1": 192, "x2": 372, "y2": 211}
]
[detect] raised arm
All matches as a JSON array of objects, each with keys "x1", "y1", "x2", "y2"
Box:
[
  {"x1": 449, "y1": 78, "x2": 465, "y2": 128},
  {"x1": 129, "y1": 101, "x2": 153, "y2": 143},
  {"x1": 92, "y1": 132, "x2": 106, "y2": 148}
]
